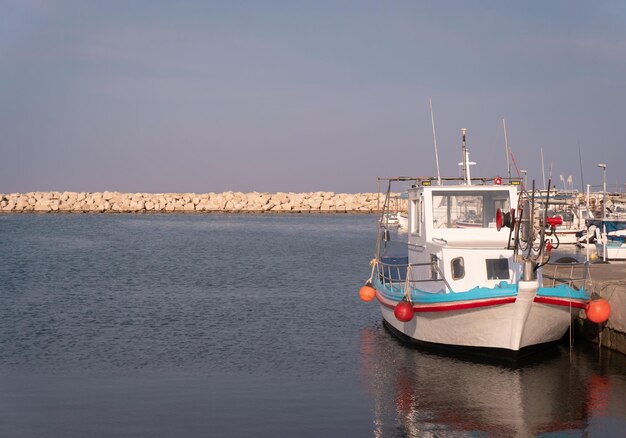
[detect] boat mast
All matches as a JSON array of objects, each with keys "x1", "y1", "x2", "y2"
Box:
[
  {"x1": 461, "y1": 128, "x2": 472, "y2": 185},
  {"x1": 430, "y1": 98, "x2": 442, "y2": 185},
  {"x1": 503, "y1": 119, "x2": 511, "y2": 182},
  {"x1": 578, "y1": 141, "x2": 585, "y2": 193}
]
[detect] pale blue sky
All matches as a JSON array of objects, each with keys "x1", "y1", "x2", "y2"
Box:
[{"x1": 1, "y1": 1, "x2": 625, "y2": 193}]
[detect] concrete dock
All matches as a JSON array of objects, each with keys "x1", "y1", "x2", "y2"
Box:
[
  {"x1": 548, "y1": 262, "x2": 626, "y2": 355},
  {"x1": 578, "y1": 263, "x2": 626, "y2": 354}
]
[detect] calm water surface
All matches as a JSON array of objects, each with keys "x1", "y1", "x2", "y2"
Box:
[{"x1": 1, "y1": 214, "x2": 625, "y2": 437}]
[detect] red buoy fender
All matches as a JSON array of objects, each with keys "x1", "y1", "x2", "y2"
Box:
[
  {"x1": 585, "y1": 298, "x2": 611, "y2": 324},
  {"x1": 394, "y1": 301, "x2": 414, "y2": 322}
]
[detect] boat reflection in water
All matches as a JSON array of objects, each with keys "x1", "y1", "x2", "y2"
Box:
[{"x1": 359, "y1": 325, "x2": 626, "y2": 437}]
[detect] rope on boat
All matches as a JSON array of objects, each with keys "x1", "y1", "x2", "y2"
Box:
[
  {"x1": 568, "y1": 284, "x2": 574, "y2": 351},
  {"x1": 365, "y1": 258, "x2": 378, "y2": 285},
  {"x1": 403, "y1": 264, "x2": 414, "y2": 303}
]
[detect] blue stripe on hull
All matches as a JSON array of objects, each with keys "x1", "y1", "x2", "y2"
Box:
[{"x1": 375, "y1": 278, "x2": 588, "y2": 304}]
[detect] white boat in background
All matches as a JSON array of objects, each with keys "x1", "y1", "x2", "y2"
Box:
[
  {"x1": 585, "y1": 183, "x2": 626, "y2": 259},
  {"x1": 598, "y1": 238, "x2": 626, "y2": 260},
  {"x1": 397, "y1": 212, "x2": 408, "y2": 229},
  {"x1": 379, "y1": 192, "x2": 408, "y2": 229},
  {"x1": 589, "y1": 219, "x2": 626, "y2": 260},
  {"x1": 360, "y1": 129, "x2": 600, "y2": 361},
  {"x1": 544, "y1": 197, "x2": 593, "y2": 245},
  {"x1": 380, "y1": 211, "x2": 399, "y2": 226}
]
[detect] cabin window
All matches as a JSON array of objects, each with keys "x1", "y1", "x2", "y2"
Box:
[
  {"x1": 432, "y1": 190, "x2": 510, "y2": 228},
  {"x1": 486, "y1": 258, "x2": 510, "y2": 280},
  {"x1": 451, "y1": 257, "x2": 465, "y2": 280},
  {"x1": 410, "y1": 199, "x2": 421, "y2": 235}
]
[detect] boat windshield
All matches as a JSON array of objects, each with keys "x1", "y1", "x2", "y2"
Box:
[{"x1": 432, "y1": 190, "x2": 510, "y2": 229}]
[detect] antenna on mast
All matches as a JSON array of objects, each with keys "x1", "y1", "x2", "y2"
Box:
[
  {"x1": 429, "y1": 98, "x2": 442, "y2": 185},
  {"x1": 549, "y1": 163, "x2": 553, "y2": 187},
  {"x1": 541, "y1": 148, "x2": 546, "y2": 190},
  {"x1": 502, "y1": 119, "x2": 511, "y2": 181},
  {"x1": 460, "y1": 128, "x2": 472, "y2": 185}
]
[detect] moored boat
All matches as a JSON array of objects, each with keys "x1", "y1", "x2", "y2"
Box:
[
  {"x1": 360, "y1": 129, "x2": 608, "y2": 361},
  {"x1": 598, "y1": 238, "x2": 626, "y2": 260},
  {"x1": 379, "y1": 192, "x2": 408, "y2": 228},
  {"x1": 589, "y1": 219, "x2": 626, "y2": 260},
  {"x1": 545, "y1": 195, "x2": 593, "y2": 245}
]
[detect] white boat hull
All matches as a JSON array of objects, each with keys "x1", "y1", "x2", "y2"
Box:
[
  {"x1": 397, "y1": 213, "x2": 408, "y2": 229},
  {"x1": 546, "y1": 230, "x2": 584, "y2": 245},
  {"x1": 596, "y1": 243, "x2": 626, "y2": 260},
  {"x1": 377, "y1": 282, "x2": 579, "y2": 352}
]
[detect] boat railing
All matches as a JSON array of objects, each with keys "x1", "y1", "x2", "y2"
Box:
[
  {"x1": 376, "y1": 259, "x2": 453, "y2": 293},
  {"x1": 542, "y1": 260, "x2": 589, "y2": 291}
]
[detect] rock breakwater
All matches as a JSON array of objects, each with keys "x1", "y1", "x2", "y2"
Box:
[{"x1": 0, "y1": 191, "x2": 382, "y2": 213}]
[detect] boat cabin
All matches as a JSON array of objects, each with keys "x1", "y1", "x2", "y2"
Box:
[{"x1": 405, "y1": 182, "x2": 520, "y2": 293}]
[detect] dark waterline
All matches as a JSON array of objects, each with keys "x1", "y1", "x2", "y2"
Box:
[{"x1": 1, "y1": 214, "x2": 625, "y2": 437}]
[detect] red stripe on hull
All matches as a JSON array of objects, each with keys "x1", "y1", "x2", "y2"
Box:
[
  {"x1": 377, "y1": 295, "x2": 517, "y2": 312},
  {"x1": 534, "y1": 296, "x2": 587, "y2": 309}
]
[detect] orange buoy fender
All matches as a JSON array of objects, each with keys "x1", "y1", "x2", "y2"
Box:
[
  {"x1": 394, "y1": 301, "x2": 414, "y2": 322},
  {"x1": 359, "y1": 283, "x2": 377, "y2": 302},
  {"x1": 585, "y1": 298, "x2": 611, "y2": 324}
]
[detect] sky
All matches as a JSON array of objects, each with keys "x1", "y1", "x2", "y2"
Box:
[{"x1": 1, "y1": 0, "x2": 625, "y2": 194}]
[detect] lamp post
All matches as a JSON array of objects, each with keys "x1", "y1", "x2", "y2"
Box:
[{"x1": 598, "y1": 163, "x2": 607, "y2": 261}]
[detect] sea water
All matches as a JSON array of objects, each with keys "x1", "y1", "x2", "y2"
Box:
[{"x1": 1, "y1": 214, "x2": 625, "y2": 437}]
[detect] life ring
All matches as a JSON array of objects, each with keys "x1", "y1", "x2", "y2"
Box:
[{"x1": 494, "y1": 176, "x2": 503, "y2": 185}]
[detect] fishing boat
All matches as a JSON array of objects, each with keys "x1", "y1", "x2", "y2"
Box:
[{"x1": 359, "y1": 129, "x2": 608, "y2": 360}]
